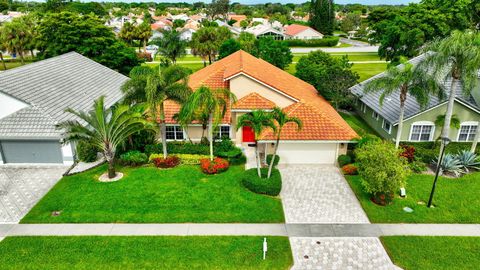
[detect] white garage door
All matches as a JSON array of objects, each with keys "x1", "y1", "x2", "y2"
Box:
[{"x1": 276, "y1": 143, "x2": 338, "y2": 164}]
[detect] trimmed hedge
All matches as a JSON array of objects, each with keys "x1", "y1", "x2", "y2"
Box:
[
  {"x1": 241, "y1": 168, "x2": 282, "y2": 196},
  {"x1": 217, "y1": 148, "x2": 246, "y2": 165},
  {"x1": 76, "y1": 141, "x2": 99, "y2": 162},
  {"x1": 119, "y1": 151, "x2": 148, "y2": 166},
  {"x1": 284, "y1": 36, "x2": 339, "y2": 47},
  {"x1": 401, "y1": 142, "x2": 480, "y2": 164},
  {"x1": 266, "y1": 154, "x2": 280, "y2": 167},
  {"x1": 337, "y1": 154, "x2": 351, "y2": 167}
]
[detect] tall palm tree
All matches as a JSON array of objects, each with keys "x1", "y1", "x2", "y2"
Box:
[
  {"x1": 151, "y1": 29, "x2": 187, "y2": 64},
  {"x1": 421, "y1": 31, "x2": 480, "y2": 152},
  {"x1": 237, "y1": 110, "x2": 277, "y2": 178},
  {"x1": 364, "y1": 57, "x2": 445, "y2": 148},
  {"x1": 57, "y1": 96, "x2": 151, "y2": 179},
  {"x1": 121, "y1": 65, "x2": 157, "y2": 105},
  {"x1": 145, "y1": 65, "x2": 192, "y2": 158},
  {"x1": 267, "y1": 107, "x2": 302, "y2": 178},
  {"x1": 178, "y1": 86, "x2": 236, "y2": 161}
]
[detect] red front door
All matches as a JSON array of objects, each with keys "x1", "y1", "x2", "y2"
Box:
[{"x1": 242, "y1": 126, "x2": 255, "y2": 143}]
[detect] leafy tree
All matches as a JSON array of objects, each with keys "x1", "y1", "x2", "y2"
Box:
[
  {"x1": 43, "y1": 0, "x2": 67, "y2": 13},
  {"x1": 421, "y1": 31, "x2": 480, "y2": 152},
  {"x1": 364, "y1": 57, "x2": 445, "y2": 148},
  {"x1": 179, "y1": 86, "x2": 236, "y2": 161},
  {"x1": 36, "y1": 12, "x2": 140, "y2": 75},
  {"x1": 65, "y1": 2, "x2": 107, "y2": 16},
  {"x1": 118, "y1": 22, "x2": 137, "y2": 46},
  {"x1": 254, "y1": 38, "x2": 292, "y2": 69},
  {"x1": 151, "y1": 29, "x2": 187, "y2": 64},
  {"x1": 207, "y1": 0, "x2": 229, "y2": 20},
  {"x1": 145, "y1": 65, "x2": 192, "y2": 158},
  {"x1": 295, "y1": 51, "x2": 359, "y2": 108},
  {"x1": 238, "y1": 32, "x2": 256, "y2": 53},
  {"x1": 190, "y1": 26, "x2": 231, "y2": 65},
  {"x1": 135, "y1": 22, "x2": 152, "y2": 52},
  {"x1": 173, "y1": 19, "x2": 185, "y2": 29},
  {"x1": 0, "y1": 17, "x2": 32, "y2": 64},
  {"x1": 218, "y1": 38, "x2": 241, "y2": 59},
  {"x1": 57, "y1": 96, "x2": 151, "y2": 179},
  {"x1": 309, "y1": 0, "x2": 335, "y2": 35},
  {"x1": 237, "y1": 110, "x2": 276, "y2": 177},
  {"x1": 355, "y1": 141, "x2": 411, "y2": 205},
  {"x1": 267, "y1": 107, "x2": 302, "y2": 178},
  {"x1": 340, "y1": 13, "x2": 361, "y2": 33},
  {"x1": 121, "y1": 65, "x2": 157, "y2": 105},
  {"x1": 0, "y1": 43, "x2": 6, "y2": 70}
]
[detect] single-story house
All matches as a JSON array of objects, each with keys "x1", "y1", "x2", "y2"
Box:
[
  {"x1": 0, "y1": 52, "x2": 127, "y2": 164},
  {"x1": 350, "y1": 54, "x2": 480, "y2": 143},
  {"x1": 163, "y1": 50, "x2": 357, "y2": 164},
  {"x1": 245, "y1": 24, "x2": 285, "y2": 40},
  {"x1": 284, "y1": 24, "x2": 324, "y2": 40},
  {"x1": 179, "y1": 28, "x2": 196, "y2": 41}
]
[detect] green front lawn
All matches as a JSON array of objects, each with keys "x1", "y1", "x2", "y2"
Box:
[
  {"x1": 352, "y1": 62, "x2": 388, "y2": 82},
  {"x1": 346, "y1": 172, "x2": 480, "y2": 223},
  {"x1": 22, "y1": 165, "x2": 284, "y2": 223},
  {"x1": 0, "y1": 236, "x2": 293, "y2": 270},
  {"x1": 339, "y1": 112, "x2": 379, "y2": 137},
  {"x1": 382, "y1": 236, "x2": 480, "y2": 270}
]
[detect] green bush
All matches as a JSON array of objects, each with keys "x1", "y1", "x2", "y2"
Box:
[
  {"x1": 284, "y1": 36, "x2": 339, "y2": 47},
  {"x1": 145, "y1": 142, "x2": 210, "y2": 156},
  {"x1": 214, "y1": 136, "x2": 236, "y2": 154},
  {"x1": 241, "y1": 168, "x2": 282, "y2": 196},
  {"x1": 119, "y1": 151, "x2": 148, "y2": 166},
  {"x1": 401, "y1": 142, "x2": 480, "y2": 164},
  {"x1": 175, "y1": 154, "x2": 210, "y2": 165},
  {"x1": 409, "y1": 159, "x2": 427, "y2": 173},
  {"x1": 76, "y1": 140, "x2": 99, "y2": 162},
  {"x1": 337, "y1": 154, "x2": 352, "y2": 167},
  {"x1": 217, "y1": 147, "x2": 246, "y2": 165},
  {"x1": 266, "y1": 154, "x2": 280, "y2": 167}
]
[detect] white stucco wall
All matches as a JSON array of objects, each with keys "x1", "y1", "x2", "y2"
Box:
[
  {"x1": 0, "y1": 92, "x2": 28, "y2": 120},
  {"x1": 292, "y1": 28, "x2": 324, "y2": 40},
  {"x1": 61, "y1": 143, "x2": 74, "y2": 165}
]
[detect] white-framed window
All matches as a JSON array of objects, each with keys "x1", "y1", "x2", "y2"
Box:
[
  {"x1": 372, "y1": 111, "x2": 379, "y2": 121},
  {"x1": 214, "y1": 125, "x2": 231, "y2": 140},
  {"x1": 382, "y1": 119, "x2": 392, "y2": 134},
  {"x1": 409, "y1": 121, "x2": 435, "y2": 141},
  {"x1": 457, "y1": 122, "x2": 478, "y2": 142},
  {"x1": 165, "y1": 125, "x2": 184, "y2": 141}
]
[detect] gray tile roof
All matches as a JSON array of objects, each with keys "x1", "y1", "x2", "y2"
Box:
[
  {"x1": 0, "y1": 52, "x2": 128, "y2": 138},
  {"x1": 350, "y1": 54, "x2": 480, "y2": 125}
]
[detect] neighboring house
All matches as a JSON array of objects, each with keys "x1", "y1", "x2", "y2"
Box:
[
  {"x1": 0, "y1": 52, "x2": 127, "y2": 164},
  {"x1": 284, "y1": 24, "x2": 324, "y2": 40},
  {"x1": 245, "y1": 24, "x2": 285, "y2": 40},
  {"x1": 179, "y1": 28, "x2": 196, "y2": 41},
  {"x1": 350, "y1": 54, "x2": 480, "y2": 143},
  {"x1": 163, "y1": 50, "x2": 357, "y2": 164},
  {"x1": 228, "y1": 14, "x2": 247, "y2": 28}
]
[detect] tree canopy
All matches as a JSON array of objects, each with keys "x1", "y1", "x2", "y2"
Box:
[{"x1": 309, "y1": 0, "x2": 335, "y2": 35}]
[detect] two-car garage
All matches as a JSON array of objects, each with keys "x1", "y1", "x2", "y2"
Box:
[{"x1": 270, "y1": 142, "x2": 344, "y2": 165}]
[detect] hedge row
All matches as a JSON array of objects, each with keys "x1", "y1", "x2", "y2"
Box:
[
  {"x1": 400, "y1": 142, "x2": 480, "y2": 164},
  {"x1": 241, "y1": 168, "x2": 282, "y2": 196},
  {"x1": 284, "y1": 36, "x2": 339, "y2": 47}
]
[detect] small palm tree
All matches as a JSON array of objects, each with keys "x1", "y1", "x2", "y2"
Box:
[
  {"x1": 57, "y1": 96, "x2": 152, "y2": 179},
  {"x1": 151, "y1": 29, "x2": 187, "y2": 64},
  {"x1": 421, "y1": 30, "x2": 480, "y2": 151},
  {"x1": 178, "y1": 86, "x2": 236, "y2": 161},
  {"x1": 121, "y1": 65, "x2": 157, "y2": 105},
  {"x1": 237, "y1": 110, "x2": 277, "y2": 178},
  {"x1": 364, "y1": 57, "x2": 444, "y2": 148},
  {"x1": 267, "y1": 107, "x2": 303, "y2": 178}
]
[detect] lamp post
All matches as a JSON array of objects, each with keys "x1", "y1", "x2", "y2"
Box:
[{"x1": 427, "y1": 136, "x2": 450, "y2": 208}]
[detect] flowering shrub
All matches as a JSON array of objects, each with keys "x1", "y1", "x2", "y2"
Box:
[
  {"x1": 200, "y1": 157, "x2": 229, "y2": 174},
  {"x1": 342, "y1": 164, "x2": 358, "y2": 175},
  {"x1": 400, "y1": 145, "x2": 415, "y2": 163},
  {"x1": 176, "y1": 154, "x2": 210, "y2": 165},
  {"x1": 151, "y1": 156, "x2": 180, "y2": 168}
]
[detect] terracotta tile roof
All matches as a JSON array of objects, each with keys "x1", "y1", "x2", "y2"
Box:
[
  {"x1": 228, "y1": 14, "x2": 247, "y2": 22},
  {"x1": 164, "y1": 50, "x2": 357, "y2": 140},
  {"x1": 284, "y1": 24, "x2": 323, "y2": 37},
  {"x1": 232, "y1": 92, "x2": 276, "y2": 110},
  {"x1": 259, "y1": 102, "x2": 358, "y2": 141}
]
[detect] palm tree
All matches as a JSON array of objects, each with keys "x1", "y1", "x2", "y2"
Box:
[
  {"x1": 237, "y1": 110, "x2": 277, "y2": 178},
  {"x1": 434, "y1": 114, "x2": 461, "y2": 141},
  {"x1": 190, "y1": 26, "x2": 231, "y2": 66},
  {"x1": 151, "y1": 29, "x2": 187, "y2": 64},
  {"x1": 145, "y1": 65, "x2": 192, "y2": 158},
  {"x1": 178, "y1": 86, "x2": 236, "y2": 161},
  {"x1": 0, "y1": 45, "x2": 6, "y2": 70},
  {"x1": 0, "y1": 18, "x2": 30, "y2": 65},
  {"x1": 267, "y1": 107, "x2": 302, "y2": 178},
  {"x1": 135, "y1": 22, "x2": 152, "y2": 52},
  {"x1": 57, "y1": 96, "x2": 151, "y2": 179},
  {"x1": 364, "y1": 57, "x2": 445, "y2": 148},
  {"x1": 421, "y1": 31, "x2": 480, "y2": 152},
  {"x1": 121, "y1": 65, "x2": 157, "y2": 105}
]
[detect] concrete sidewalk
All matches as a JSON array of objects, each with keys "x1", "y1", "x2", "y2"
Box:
[{"x1": 1, "y1": 223, "x2": 480, "y2": 237}]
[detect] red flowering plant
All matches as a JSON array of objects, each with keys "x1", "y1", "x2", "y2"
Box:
[
  {"x1": 400, "y1": 145, "x2": 415, "y2": 163},
  {"x1": 152, "y1": 156, "x2": 180, "y2": 168},
  {"x1": 342, "y1": 164, "x2": 358, "y2": 175},
  {"x1": 200, "y1": 157, "x2": 230, "y2": 174}
]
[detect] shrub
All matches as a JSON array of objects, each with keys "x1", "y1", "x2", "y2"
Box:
[
  {"x1": 400, "y1": 145, "x2": 415, "y2": 163},
  {"x1": 455, "y1": 150, "x2": 480, "y2": 172},
  {"x1": 433, "y1": 153, "x2": 465, "y2": 177},
  {"x1": 284, "y1": 36, "x2": 339, "y2": 47},
  {"x1": 342, "y1": 164, "x2": 358, "y2": 175},
  {"x1": 145, "y1": 142, "x2": 210, "y2": 156},
  {"x1": 401, "y1": 142, "x2": 480, "y2": 163},
  {"x1": 76, "y1": 140, "x2": 99, "y2": 162},
  {"x1": 151, "y1": 155, "x2": 180, "y2": 168},
  {"x1": 337, "y1": 154, "x2": 352, "y2": 167},
  {"x1": 200, "y1": 157, "x2": 229, "y2": 174},
  {"x1": 175, "y1": 154, "x2": 210, "y2": 165},
  {"x1": 213, "y1": 136, "x2": 236, "y2": 154},
  {"x1": 266, "y1": 154, "x2": 280, "y2": 167},
  {"x1": 119, "y1": 151, "x2": 148, "y2": 166},
  {"x1": 120, "y1": 130, "x2": 156, "y2": 154},
  {"x1": 409, "y1": 159, "x2": 427, "y2": 173},
  {"x1": 241, "y1": 168, "x2": 282, "y2": 196},
  {"x1": 217, "y1": 147, "x2": 246, "y2": 165},
  {"x1": 355, "y1": 141, "x2": 410, "y2": 205}
]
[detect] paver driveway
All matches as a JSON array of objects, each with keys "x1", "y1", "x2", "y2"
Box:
[
  {"x1": 280, "y1": 165, "x2": 369, "y2": 224},
  {"x1": 0, "y1": 165, "x2": 67, "y2": 223}
]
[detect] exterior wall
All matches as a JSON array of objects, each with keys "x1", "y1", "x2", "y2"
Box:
[
  {"x1": 229, "y1": 75, "x2": 296, "y2": 108},
  {"x1": 61, "y1": 143, "x2": 74, "y2": 165},
  {"x1": 0, "y1": 92, "x2": 28, "y2": 120},
  {"x1": 274, "y1": 142, "x2": 339, "y2": 164},
  {"x1": 184, "y1": 125, "x2": 205, "y2": 142},
  {"x1": 355, "y1": 100, "x2": 480, "y2": 142},
  {"x1": 291, "y1": 28, "x2": 323, "y2": 40}
]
